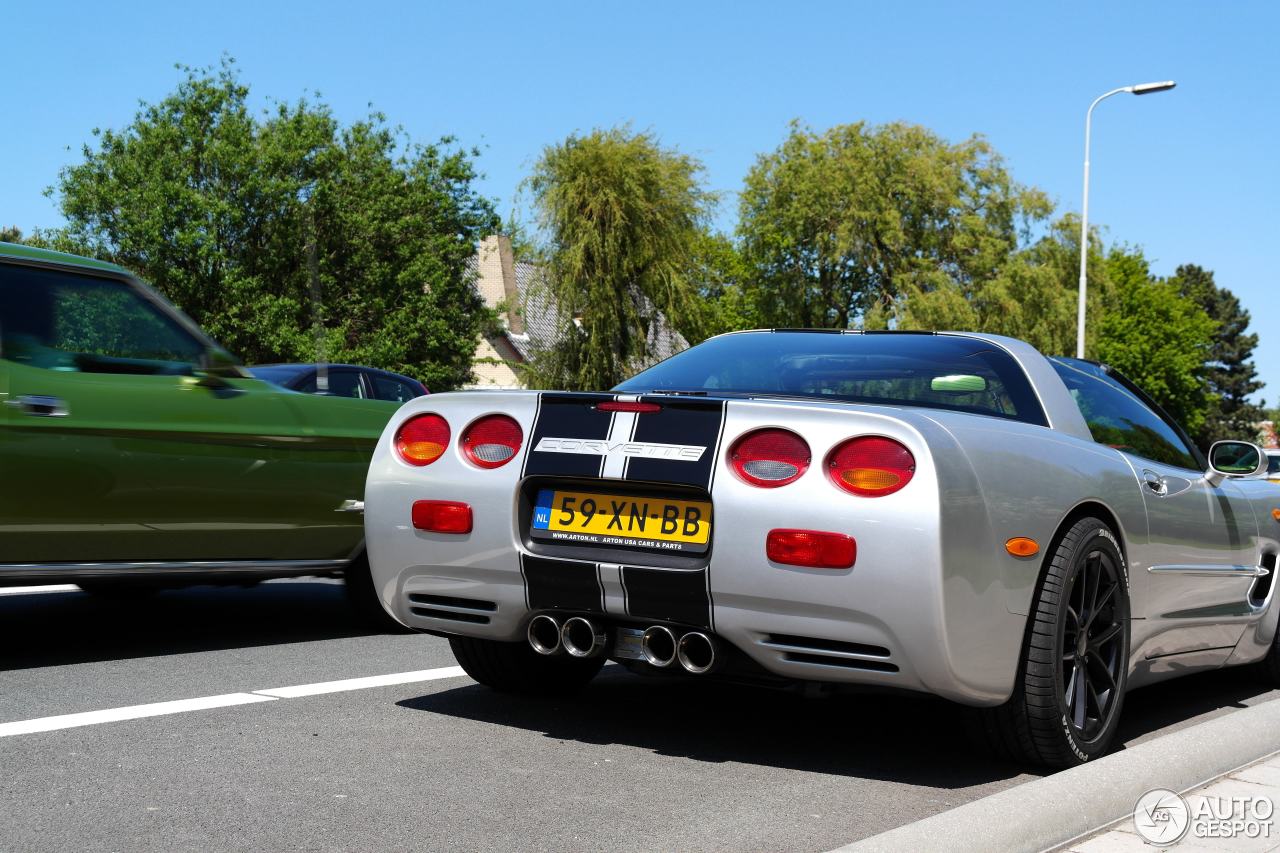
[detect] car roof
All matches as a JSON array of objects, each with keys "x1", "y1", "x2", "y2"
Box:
[
  {"x1": 252, "y1": 363, "x2": 374, "y2": 372},
  {"x1": 249, "y1": 363, "x2": 423, "y2": 383},
  {"x1": 0, "y1": 241, "x2": 129, "y2": 275}
]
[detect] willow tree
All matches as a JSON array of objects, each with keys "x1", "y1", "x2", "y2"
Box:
[
  {"x1": 523, "y1": 127, "x2": 714, "y2": 390},
  {"x1": 737, "y1": 120, "x2": 1052, "y2": 330}
]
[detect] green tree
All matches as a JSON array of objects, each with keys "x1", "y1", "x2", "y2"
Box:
[
  {"x1": 45, "y1": 60, "x2": 498, "y2": 390},
  {"x1": 1093, "y1": 248, "x2": 1217, "y2": 436},
  {"x1": 736, "y1": 120, "x2": 1052, "y2": 329},
  {"x1": 899, "y1": 214, "x2": 1106, "y2": 356},
  {"x1": 523, "y1": 126, "x2": 714, "y2": 390},
  {"x1": 1168, "y1": 264, "x2": 1265, "y2": 446}
]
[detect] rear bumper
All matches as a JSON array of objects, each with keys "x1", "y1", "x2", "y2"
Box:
[{"x1": 365, "y1": 463, "x2": 1025, "y2": 707}]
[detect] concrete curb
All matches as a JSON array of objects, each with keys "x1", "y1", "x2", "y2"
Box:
[{"x1": 834, "y1": 696, "x2": 1280, "y2": 853}]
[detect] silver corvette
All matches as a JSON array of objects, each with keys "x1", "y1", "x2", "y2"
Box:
[{"x1": 364, "y1": 330, "x2": 1279, "y2": 767}]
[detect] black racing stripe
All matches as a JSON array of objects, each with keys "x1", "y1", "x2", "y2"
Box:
[
  {"x1": 522, "y1": 554, "x2": 604, "y2": 613},
  {"x1": 522, "y1": 393, "x2": 616, "y2": 478},
  {"x1": 623, "y1": 399, "x2": 726, "y2": 489},
  {"x1": 620, "y1": 566, "x2": 710, "y2": 628}
]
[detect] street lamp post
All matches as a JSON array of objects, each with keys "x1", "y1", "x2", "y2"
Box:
[{"x1": 1076, "y1": 80, "x2": 1177, "y2": 359}]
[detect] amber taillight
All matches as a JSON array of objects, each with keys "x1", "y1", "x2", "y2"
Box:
[
  {"x1": 827, "y1": 436, "x2": 915, "y2": 497},
  {"x1": 394, "y1": 414, "x2": 450, "y2": 466}
]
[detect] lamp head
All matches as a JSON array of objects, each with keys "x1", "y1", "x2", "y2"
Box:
[{"x1": 1130, "y1": 80, "x2": 1177, "y2": 95}]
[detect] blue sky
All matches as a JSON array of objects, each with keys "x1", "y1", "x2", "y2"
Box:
[{"x1": 3, "y1": 1, "x2": 1277, "y2": 404}]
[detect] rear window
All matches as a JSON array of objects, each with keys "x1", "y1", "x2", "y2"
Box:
[{"x1": 615, "y1": 332, "x2": 1047, "y2": 426}]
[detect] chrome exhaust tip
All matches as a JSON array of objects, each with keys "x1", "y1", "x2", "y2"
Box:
[
  {"x1": 676, "y1": 631, "x2": 718, "y2": 675},
  {"x1": 561, "y1": 616, "x2": 608, "y2": 659},
  {"x1": 641, "y1": 625, "x2": 678, "y2": 668},
  {"x1": 527, "y1": 614, "x2": 563, "y2": 656}
]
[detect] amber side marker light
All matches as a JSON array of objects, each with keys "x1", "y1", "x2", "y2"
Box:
[
  {"x1": 1005, "y1": 537, "x2": 1040, "y2": 558},
  {"x1": 1272, "y1": 508, "x2": 1280, "y2": 523}
]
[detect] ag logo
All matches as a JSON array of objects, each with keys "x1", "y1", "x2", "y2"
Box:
[{"x1": 1133, "y1": 788, "x2": 1190, "y2": 846}]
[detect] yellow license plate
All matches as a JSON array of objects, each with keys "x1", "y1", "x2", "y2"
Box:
[{"x1": 530, "y1": 489, "x2": 712, "y2": 553}]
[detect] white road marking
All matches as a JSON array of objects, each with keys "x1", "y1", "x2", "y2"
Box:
[
  {"x1": 253, "y1": 666, "x2": 466, "y2": 698},
  {"x1": 0, "y1": 667, "x2": 470, "y2": 738},
  {"x1": 0, "y1": 693, "x2": 275, "y2": 737},
  {"x1": 0, "y1": 585, "x2": 81, "y2": 596}
]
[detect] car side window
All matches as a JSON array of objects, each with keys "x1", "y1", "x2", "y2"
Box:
[
  {"x1": 298, "y1": 369, "x2": 365, "y2": 398},
  {"x1": 371, "y1": 374, "x2": 418, "y2": 402},
  {"x1": 1049, "y1": 358, "x2": 1199, "y2": 471},
  {"x1": 0, "y1": 265, "x2": 206, "y2": 373}
]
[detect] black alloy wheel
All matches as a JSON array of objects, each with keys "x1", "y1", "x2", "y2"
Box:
[
  {"x1": 972, "y1": 516, "x2": 1130, "y2": 768},
  {"x1": 1060, "y1": 546, "x2": 1125, "y2": 743}
]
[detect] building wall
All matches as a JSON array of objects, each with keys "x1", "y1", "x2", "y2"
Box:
[
  {"x1": 466, "y1": 235, "x2": 525, "y2": 389},
  {"x1": 468, "y1": 335, "x2": 522, "y2": 389},
  {"x1": 472, "y1": 237, "x2": 509, "y2": 312}
]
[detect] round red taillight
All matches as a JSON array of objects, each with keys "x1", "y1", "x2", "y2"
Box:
[
  {"x1": 461, "y1": 414, "x2": 523, "y2": 469},
  {"x1": 728, "y1": 428, "x2": 810, "y2": 487},
  {"x1": 394, "y1": 413, "x2": 450, "y2": 467},
  {"x1": 827, "y1": 436, "x2": 915, "y2": 496}
]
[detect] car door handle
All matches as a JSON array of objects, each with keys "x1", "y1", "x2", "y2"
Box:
[
  {"x1": 1142, "y1": 470, "x2": 1167, "y2": 496},
  {"x1": 5, "y1": 395, "x2": 69, "y2": 417}
]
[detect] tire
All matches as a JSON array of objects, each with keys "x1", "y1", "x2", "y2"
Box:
[
  {"x1": 449, "y1": 635, "x2": 605, "y2": 694},
  {"x1": 344, "y1": 553, "x2": 413, "y2": 633},
  {"x1": 974, "y1": 517, "x2": 1131, "y2": 768}
]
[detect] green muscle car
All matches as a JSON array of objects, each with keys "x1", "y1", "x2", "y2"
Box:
[{"x1": 0, "y1": 242, "x2": 399, "y2": 614}]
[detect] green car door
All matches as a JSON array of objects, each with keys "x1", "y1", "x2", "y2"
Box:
[{"x1": 0, "y1": 254, "x2": 396, "y2": 566}]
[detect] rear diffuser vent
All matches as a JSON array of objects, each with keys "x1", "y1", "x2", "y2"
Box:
[
  {"x1": 762, "y1": 633, "x2": 899, "y2": 673},
  {"x1": 407, "y1": 593, "x2": 497, "y2": 625}
]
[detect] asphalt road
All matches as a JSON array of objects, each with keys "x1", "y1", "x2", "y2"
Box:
[{"x1": 1, "y1": 580, "x2": 1276, "y2": 853}]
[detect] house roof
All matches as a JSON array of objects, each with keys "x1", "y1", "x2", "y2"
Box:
[{"x1": 467, "y1": 235, "x2": 687, "y2": 369}]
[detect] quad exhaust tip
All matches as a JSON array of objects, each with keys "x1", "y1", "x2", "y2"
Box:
[
  {"x1": 641, "y1": 625, "x2": 678, "y2": 668},
  {"x1": 527, "y1": 614, "x2": 563, "y2": 656},
  {"x1": 561, "y1": 616, "x2": 608, "y2": 658},
  {"x1": 677, "y1": 631, "x2": 718, "y2": 675},
  {"x1": 536, "y1": 617, "x2": 719, "y2": 673}
]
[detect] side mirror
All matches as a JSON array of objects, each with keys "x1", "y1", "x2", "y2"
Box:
[
  {"x1": 200, "y1": 346, "x2": 247, "y2": 376},
  {"x1": 195, "y1": 346, "x2": 248, "y2": 390},
  {"x1": 1206, "y1": 440, "x2": 1266, "y2": 486}
]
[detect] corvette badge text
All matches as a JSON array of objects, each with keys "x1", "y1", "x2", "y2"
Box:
[{"x1": 534, "y1": 437, "x2": 706, "y2": 461}]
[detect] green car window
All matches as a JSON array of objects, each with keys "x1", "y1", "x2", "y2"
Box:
[{"x1": 0, "y1": 265, "x2": 206, "y2": 374}]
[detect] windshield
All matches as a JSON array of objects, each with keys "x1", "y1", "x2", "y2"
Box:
[
  {"x1": 1269, "y1": 454, "x2": 1280, "y2": 476},
  {"x1": 615, "y1": 331, "x2": 1047, "y2": 426}
]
